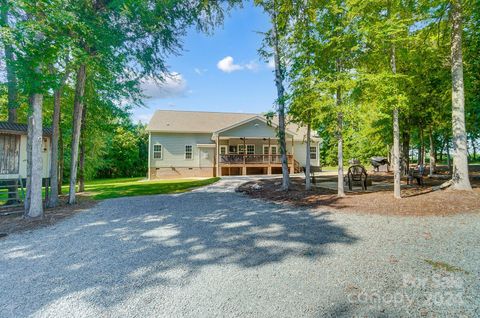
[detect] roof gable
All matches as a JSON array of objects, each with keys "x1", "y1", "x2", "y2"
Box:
[{"x1": 146, "y1": 109, "x2": 316, "y2": 141}]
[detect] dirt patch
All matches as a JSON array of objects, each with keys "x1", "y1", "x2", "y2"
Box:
[
  {"x1": 237, "y1": 176, "x2": 480, "y2": 216},
  {"x1": 0, "y1": 196, "x2": 97, "y2": 236}
]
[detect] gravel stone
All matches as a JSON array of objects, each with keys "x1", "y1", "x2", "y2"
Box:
[{"x1": 0, "y1": 176, "x2": 478, "y2": 317}]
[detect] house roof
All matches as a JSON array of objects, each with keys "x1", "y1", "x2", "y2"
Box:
[
  {"x1": 0, "y1": 122, "x2": 53, "y2": 136},
  {"x1": 146, "y1": 110, "x2": 315, "y2": 140}
]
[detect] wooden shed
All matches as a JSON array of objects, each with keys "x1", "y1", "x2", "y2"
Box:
[{"x1": 0, "y1": 122, "x2": 52, "y2": 180}]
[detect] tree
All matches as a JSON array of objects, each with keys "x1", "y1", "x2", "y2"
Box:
[
  {"x1": 68, "y1": 64, "x2": 87, "y2": 204},
  {"x1": 256, "y1": 0, "x2": 291, "y2": 190},
  {"x1": 47, "y1": 65, "x2": 70, "y2": 207},
  {"x1": 0, "y1": 0, "x2": 18, "y2": 123},
  {"x1": 450, "y1": 0, "x2": 472, "y2": 190}
]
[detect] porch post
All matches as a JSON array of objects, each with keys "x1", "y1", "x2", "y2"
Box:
[
  {"x1": 242, "y1": 137, "x2": 246, "y2": 175},
  {"x1": 290, "y1": 136, "x2": 295, "y2": 174},
  {"x1": 268, "y1": 137, "x2": 271, "y2": 175},
  {"x1": 216, "y1": 134, "x2": 220, "y2": 177}
]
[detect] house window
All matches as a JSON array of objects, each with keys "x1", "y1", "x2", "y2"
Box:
[
  {"x1": 220, "y1": 146, "x2": 227, "y2": 155},
  {"x1": 238, "y1": 144, "x2": 245, "y2": 154},
  {"x1": 185, "y1": 145, "x2": 193, "y2": 160},
  {"x1": 271, "y1": 146, "x2": 277, "y2": 155},
  {"x1": 310, "y1": 146, "x2": 317, "y2": 160},
  {"x1": 246, "y1": 145, "x2": 255, "y2": 155},
  {"x1": 153, "y1": 144, "x2": 163, "y2": 159},
  {"x1": 229, "y1": 145, "x2": 237, "y2": 154}
]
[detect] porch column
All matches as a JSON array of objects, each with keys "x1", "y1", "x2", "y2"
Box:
[
  {"x1": 290, "y1": 136, "x2": 295, "y2": 174},
  {"x1": 268, "y1": 137, "x2": 271, "y2": 174},
  {"x1": 216, "y1": 134, "x2": 221, "y2": 177}
]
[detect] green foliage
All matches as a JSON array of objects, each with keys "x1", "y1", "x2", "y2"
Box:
[{"x1": 282, "y1": 0, "x2": 479, "y2": 166}]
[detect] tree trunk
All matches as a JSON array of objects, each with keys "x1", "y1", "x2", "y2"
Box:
[
  {"x1": 48, "y1": 69, "x2": 69, "y2": 207},
  {"x1": 26, "y1": 93, "x2": 44, "y2": 218},
  {"x1": 1, "y1": 3, "x2": 20, "y2": 204},
  {"x1": 305, "y1": 124, "x2": 311, "y2": 190},
  {"x1": 78, "y1": 103, "x2": 87, "y2": 192},
  {"x1": 450, "y1": 0, "x2": 472, "y2": 190},
  {"x1": 0, "y1": 1, "x2": 18, "y2": 123},
  {"x1": 418, "y1": 128, "x2": 424, "y2": 165},
  {"x1": 439, "y1": 138, "x2": 444, "y2": 162},
  {"x1": 47, "y1": 89, "x2": 61, "y2": 207},
  {"x1": 271, "y1": 6, "x2": 289, "y2": 191},
  {"x1": 390, "y1": 44, "x2": 401, "y2": 199},
  {"x1": 473, "y1": 139, "x2": 476, "y2": 161},
  {"x1": 68, "y1": 64, "x2": 87, "y2": 204},
  {"x1": 24, "y1": 116, "x2": 33, "y2": 213},
  {"x1": 336, "y1": 86, "x2": 345, "y2": 197},
  {"x1": 446, "y1": 142, "x2": 451, "y2": 172},
  {"x1": 429, "y1": 127, "x2": 436, "y2": 176},
  {"x1": 402, "y1": 131, "x2": 410, "y2": 175},
  {"x1": 58, "y1": 126, "x2": 64, "y2": 195}
]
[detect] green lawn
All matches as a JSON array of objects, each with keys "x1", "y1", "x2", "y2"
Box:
[
  {"x1": 1, "y1": 177, "x2": 220, "y2": 203},
  {"x1": 63, "y1": 177, "x2": 220, "y2": 200}
]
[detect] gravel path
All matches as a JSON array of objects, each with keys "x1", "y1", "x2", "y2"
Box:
[{"x1": 1, "y1": 176, "x2": 479, "y2": 317}]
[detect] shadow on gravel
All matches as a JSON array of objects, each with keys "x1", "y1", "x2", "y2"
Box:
[{"x1": 0, "y1": 190, "x2": 357, "y2": 316}]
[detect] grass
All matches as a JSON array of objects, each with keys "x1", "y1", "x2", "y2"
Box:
[
  {"x1": 424, "y1": 259, "x2": 469, "y2": 274},
  {"x1": 1, "y1": 177, "x2": 220, "y2": 203},
  {"x1": 63, "y1": 177, "x2": 221, "y2": 200}
]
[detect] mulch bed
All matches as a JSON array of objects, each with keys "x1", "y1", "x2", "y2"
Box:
[
  {"x1": 237, "y1": 174, "x2": 480, "y2": 216},
  {"x1": 0, "y1": 195, "x2": 97, "y2": 237}
]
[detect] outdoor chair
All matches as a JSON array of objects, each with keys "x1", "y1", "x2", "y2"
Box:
[
  {"x1": 347, "y1": 165, "x2": 368, "y2": 191},
  {"x1": 407, "y1": 165, "x2": 425, "y2": 186}
]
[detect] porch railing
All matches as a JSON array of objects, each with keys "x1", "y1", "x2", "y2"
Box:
[{"x1": 219, "y1": 154, "x2": 293, "y2": 164}]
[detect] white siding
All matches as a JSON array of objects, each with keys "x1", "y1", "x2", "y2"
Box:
[
  {"x1": 294, "y1": 140, "x2": 320, "y2": 168},
  {"x1": 1, "y1": 134, "x2": 50, "y2": 179},
  {"x1": 149, "y1": 132, "x2": 214, "y2": 168}
]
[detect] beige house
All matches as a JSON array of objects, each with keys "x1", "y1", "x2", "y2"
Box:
[
  {"x1": 146, "y1": 110, "x2": 321, "y2": 179},
  {"x1": 0, "y1": 122, "x2": 51, "y2": 180}
]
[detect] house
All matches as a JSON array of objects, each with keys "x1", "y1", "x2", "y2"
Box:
[
  {"x1": 146, "y1": 110, "x2": 321, "y2": 179},
  {"x1": 0, "y1": 122, "x2": 52, "y2": 180}
]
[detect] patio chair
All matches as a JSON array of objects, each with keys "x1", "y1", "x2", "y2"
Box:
[{"x1": 347, "y1": 165, "x2": 368, "y2": 191}]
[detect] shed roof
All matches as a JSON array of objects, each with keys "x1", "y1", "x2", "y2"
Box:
[
  {"x1": 146, "y1": 110, "x2": 314, "y2": 140},
  {"x1": 0, "y1": 122, "x2": 53, "y2": 136}
]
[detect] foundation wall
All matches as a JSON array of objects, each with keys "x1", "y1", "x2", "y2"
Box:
[{"x1": 149, "y1": 167, "x2": 215, "y2": 179}]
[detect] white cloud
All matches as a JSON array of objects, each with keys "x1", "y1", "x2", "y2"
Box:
[
  {"x1": 217, "y1": 56, "x2": 244, "y2": 73},
  {"x1": 141, "y1": 72, "x2": 187, "y2": 99},
  {"x1": 245, "y1": 60, "x2": 260, "y2": 72}
]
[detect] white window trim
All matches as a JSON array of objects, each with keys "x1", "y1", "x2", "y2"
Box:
[
  {"x1": 270, "y1": 145, "x2": 278, "y2": 155},
  {"x1": 262, "y1": 145, "x2": 269, "y2": 155},
  {"x1": 310, "y1": 145, "x2": 317, "y2": 160},
  {"x1": 185, "y1": 144, "x2": 193, "y2": 160},
  {"x1": 220, "y1": 145, "x2": 228, "y2": 155},
  {"x1": 229, "y1": 145, "x2": 238, "y2": 154},
  {"x1": 246, "y1": 144, "x2": 255, "y2": 155},
  {"x1": 153, "y1": 143, "x2": 163, "y2": 160}
]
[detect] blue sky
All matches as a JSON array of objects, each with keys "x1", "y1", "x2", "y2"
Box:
[{"x1": 132, "y1": 1, "x2": 277, "y2": 123}]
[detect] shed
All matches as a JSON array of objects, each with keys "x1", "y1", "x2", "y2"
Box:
[{"x1": 0, "y1": 122, "x2": 52, "y2": 180}]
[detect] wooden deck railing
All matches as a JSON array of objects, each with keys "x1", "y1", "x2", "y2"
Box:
[{"x1": 219, "y1": 154, "x2": 293, "y2": 164}]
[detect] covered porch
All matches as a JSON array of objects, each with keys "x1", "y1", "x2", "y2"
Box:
[
  {"x1": 216, "y1": 137, "x2": 299, "y2": 176},
  {"x1": 212, "y1": 116, "x2": 301, "y2": 176}
]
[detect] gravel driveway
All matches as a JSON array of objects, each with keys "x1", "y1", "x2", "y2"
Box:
[{"x1": 1, "y1": 177, "x2": 479, "y2": 317}]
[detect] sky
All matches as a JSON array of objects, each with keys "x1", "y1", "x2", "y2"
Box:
[{"x1": 131, "y1": 1, "x2": 277, "y2": 124}]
